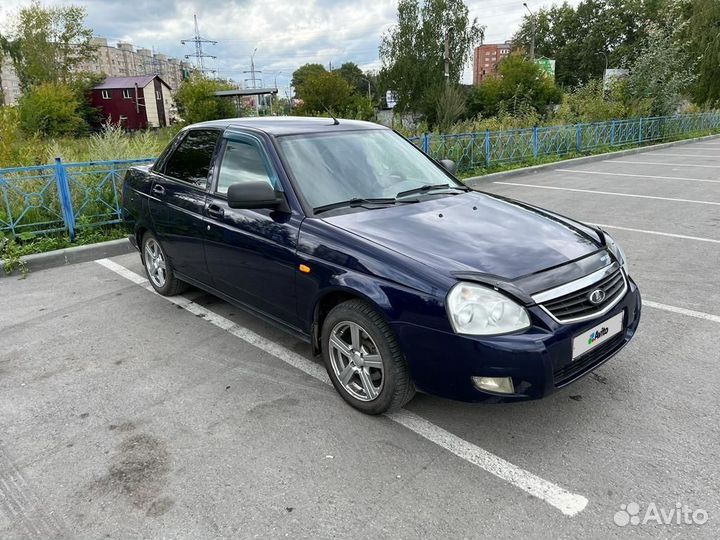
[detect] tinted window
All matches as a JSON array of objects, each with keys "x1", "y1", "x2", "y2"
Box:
[
  {"x1": 164, "y1": 129, "x2": 220, "y2": 186},
  {"x1": 216, "y1": 140, "x2": 274, "y2": 194}
]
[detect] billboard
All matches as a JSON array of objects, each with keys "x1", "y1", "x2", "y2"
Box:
[{"x1": 535, "y1": 57, "x2": 556, "y2": 80}]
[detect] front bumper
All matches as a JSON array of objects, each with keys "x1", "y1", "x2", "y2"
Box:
[{"x1": 392, "y1": 277, "x2": 642, "y2": 402}]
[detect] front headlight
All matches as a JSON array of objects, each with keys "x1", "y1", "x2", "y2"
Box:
[
  {"x1": 603, "y1": 232, "x2": 629, "y2": 275},
  {"x1": 446, "y1": 282, "x2": 530, "y2": 335}
]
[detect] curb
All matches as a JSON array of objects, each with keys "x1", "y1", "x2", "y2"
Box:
[
  {"x1": 2, "y1": 237, "x2": 135, "y2": 278},
  {"x1": 463, "y1": 133, "x2": 720, "y2": 187}
]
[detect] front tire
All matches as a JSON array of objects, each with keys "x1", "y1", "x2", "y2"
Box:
[
  {"x1": 141, "y1": 232, "x2": 188, "y2": 296},
  {"x1": 321, "y1": 299, "x2": 415, "y2": 414}
]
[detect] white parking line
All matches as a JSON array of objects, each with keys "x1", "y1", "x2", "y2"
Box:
[
  {"x1": 95, "y1": 257, "x2": 589, "y2": 517},
  {"x1": 592, "y1": 224, "x2": 720, "y2": 244},
  {"x1": 612, "y1": 160, "x2": 720, "y2": 169},
  {"x1": 555, "y1": 169, "x2": 720, "y2": 185},
  {"x1": 644, "y1": 300, "x2": 720, "y2": 324},
  {"x1": 494, "y1": 182, "x2": 720, "y2": 206},
  {"x1": 643, "y1": 153, "x2": 720, "y2": 158}
]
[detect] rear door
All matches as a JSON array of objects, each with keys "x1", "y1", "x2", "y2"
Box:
[
  {"x1": 147, "y1": 128, "x2": 221, "y2": 285},
  {"x1": 203, "y1": 132, "x2": 302, "y2": 328}
]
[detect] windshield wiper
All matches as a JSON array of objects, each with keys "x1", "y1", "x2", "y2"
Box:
[
  {"x1": 313, "y1": 197, "x2": 398, "y2": 215},
  {"x1": 396, "y1": 183, "x2": 470, "y2": 199}
]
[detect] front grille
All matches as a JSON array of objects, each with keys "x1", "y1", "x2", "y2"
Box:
[
  {"x1": 554, "y1": 332, "x2": 625, "y2": 386},
  {"x1": 541, "y1": 268, "x2": 626, "y2": 322}
]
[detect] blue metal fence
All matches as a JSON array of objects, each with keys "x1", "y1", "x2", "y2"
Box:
[
  {"x1": 1, "y1": 112, "x2": 719, "y2": 240},
  {"x1": 408, "y1": 112, "x2": 720, "y2": 173},
  {"x1": 0, "y1": 158, "x2": 154, "y2": 240}
]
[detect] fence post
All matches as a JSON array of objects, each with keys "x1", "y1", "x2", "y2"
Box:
[
  {"x1": 575, "y1": 124, "x2": 582, "y2": 153},
  {"x1": 422, "y1": 132, "x2": 430, "y2": 154},
  {"x1": 532, "y1": 126, "x2": 539, "y2": 159},
  {"x1": 610, "y1": 120, "x2": 616, "y2": 146},
  {"x1": 638, "y1": 117, "x2": 643, "y2": 145},
  {"x1": 484, "y1": 129, "x2": 491, "y2": 167},
  {"x1": 54, "y1": 157, "x2": 76, "y2": 241}
]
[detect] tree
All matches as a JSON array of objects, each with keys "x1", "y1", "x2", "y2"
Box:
[
  {"x1": 297, "y1": 71, "x2": 352, "y2": 115},
  {"x1": 291, "y1": 63, "x2": 327, "y2": 97},
  {"x1": 333, "y1": 62, "x2": 368, "y2": 96},
  {"x1": 379, "y1": 0, "x2": 484, "y2": 116},
  {"x1": 682, "y1": 0, "x2": 720, "y2": 106},
  {"x1": 624, "y1": 24, "x2": 695, "y2": 116},
  {"x1": 512, "y1": 0, "x2": 672, "y2": 87},
  {"x1": 467, "y1": 53, "x2": 562, "y2": 118},
  {"x1": 18, "y1": 83, "x2": 84, "y2": 136},
  {"x1": 9, "y1": 1, "x2": 95, "y2": 90},
  {"x1": 174, "y1": 76, "x2": 237, "y2": 124}
]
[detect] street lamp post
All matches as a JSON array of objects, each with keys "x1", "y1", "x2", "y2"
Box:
[
  {"x1": 444, "y1": 26, "x2": 455, "y2": 85},
  {"x1": 523, "y1": 2, "x2": 536, "y2": 61},
  {"x1": 360, "y1": 77, "x2": 372, "y2": 99}
]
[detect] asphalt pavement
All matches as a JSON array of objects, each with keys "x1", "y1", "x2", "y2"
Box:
[{"x1": 1, "y1": 138, "x2": 719, "y2": 539}]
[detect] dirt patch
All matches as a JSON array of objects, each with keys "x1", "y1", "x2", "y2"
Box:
[{"x1": 93, "y1": 432, "x2": 173, "y2": 516}]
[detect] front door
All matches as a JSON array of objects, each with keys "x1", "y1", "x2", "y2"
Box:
[
  {"x1": 203, "y1": 133, "x2": 302, "y2": 328},
  {"x1": 147, "y1": 128, "x2": 221, "y2": 284}
]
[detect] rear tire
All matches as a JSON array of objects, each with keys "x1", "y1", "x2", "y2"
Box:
[
  {"x1": 321, "y1": 299, "x2": 415, "y2": 415},
  {"x1": 141, "y1": 232, "x2": 188, "y2": 296}
]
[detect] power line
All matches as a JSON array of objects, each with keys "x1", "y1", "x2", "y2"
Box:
[{"x1": 181, "y1": 14, "x2": 218, "y2": 75}]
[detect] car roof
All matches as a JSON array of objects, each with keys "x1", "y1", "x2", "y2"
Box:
[{"x1": 189, "y1": 116, "x2": 389, "y2": 136}]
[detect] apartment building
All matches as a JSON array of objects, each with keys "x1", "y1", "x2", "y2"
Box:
[
  {"x1": 473, "y1": 40, "x2": 513, "y2": 85},
  {"x1": 1, "y1": 37, "x2": 190, "y2": 105}
]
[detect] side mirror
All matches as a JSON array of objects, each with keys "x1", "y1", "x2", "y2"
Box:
[
  {"x1": 227, "y1": 181, "x2": 286, "y2": 211},
  {"x1": 440, "y1": 159, "x2": 457, "y2": 175}
]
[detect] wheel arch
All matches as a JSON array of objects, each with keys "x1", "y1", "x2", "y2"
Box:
[{"x1": 310, "y1": 285, "x2": 392, "y2": 356}]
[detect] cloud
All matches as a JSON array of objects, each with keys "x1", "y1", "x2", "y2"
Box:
[{"x1": 1, "y1": 0, "x2": 580, "y2": 91}]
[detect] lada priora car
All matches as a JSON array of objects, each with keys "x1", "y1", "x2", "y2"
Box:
[{"x1": 121, "y1": 117, "x2": 641, "y2": 414}]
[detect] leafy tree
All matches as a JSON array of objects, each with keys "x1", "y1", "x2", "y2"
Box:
[
  {"x1": 174, "y1": 76, "x2": 237, "y2": 124},
  {"x1": 513, "y1": 0, "x2": 671, "y2": 87},
  {"x1": 291, "y1": 63, "x2": 327, "y2": 97},
  {"x1": 467, "y1": 53, "x2": 562, "y2": 118},
  {"x1": 297, "y1": 71, "x2": 352, "y2": 115},
  {"x1": 9, "y1": 1, "x2": 95, "y2": 90},
  {"x1": 379, "y1": 0, "x2": 484, "y2": 116},
  {"x1": 682, "y1": 0, "x2": 720, "y2": 105},
  {"x1": 333, "y1": 62, "x2": 369, "y2": 96},
  {"x1": 624, "y1": 23, "x2": 695, "y2": 116},
  {"x1": 18, "y1": 83, "x2": 84, "y2": 136}
]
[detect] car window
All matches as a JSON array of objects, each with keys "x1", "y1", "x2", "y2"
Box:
[
  {"x1": 163, "y1": 129, "x2": 220, "y2": 186},
  {"x1": 216, "y1": 139, "x2": 276, "y2": 194}
]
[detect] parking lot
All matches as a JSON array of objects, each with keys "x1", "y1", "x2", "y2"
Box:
[{"x1": 2, "y1": 137, "x2": 719, "y2": 539}]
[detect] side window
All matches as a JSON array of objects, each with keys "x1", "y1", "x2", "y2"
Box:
[
  {"x1": 216, "y1": 139, "x2": 276, "y2": 194},
  {"x1": 163, "y1": 129, "x2": 220, "y2": 186}
]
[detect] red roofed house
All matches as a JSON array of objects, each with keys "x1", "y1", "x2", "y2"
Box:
[{"x1": 91, "y1": 75, "x2": 174, "y2": 130}]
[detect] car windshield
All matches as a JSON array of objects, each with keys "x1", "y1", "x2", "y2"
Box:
[{"x1": 276, "y1": 129, "x2": 464, "y2": 211}]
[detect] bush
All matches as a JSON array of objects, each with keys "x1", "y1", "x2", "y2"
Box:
[
  {"x1": 174, "y1": 76, "x2": 237, "y2": 124},
  {"x1": 18, "y1": 83, "x2": 85, "y2": 137},
  {"x1": 467, "y1": 53, "x2": 562, "y2": 119}
]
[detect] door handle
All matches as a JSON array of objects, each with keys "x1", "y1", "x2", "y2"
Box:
[
  {"x1": 152, "y1": 184, "x2": 165, "y2": 196},
  {"x1": 207, "y1": 205, "x2": 224, "y2": 219}
]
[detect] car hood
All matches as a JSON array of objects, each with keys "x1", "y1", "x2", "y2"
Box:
[{"x1": 322, "y1": 191, "x2": 601, "y2": 280}]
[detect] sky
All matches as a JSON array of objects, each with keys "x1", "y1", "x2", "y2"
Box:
[{"x1": 0, "y1": 0, "x2": 580, "y2": 95}]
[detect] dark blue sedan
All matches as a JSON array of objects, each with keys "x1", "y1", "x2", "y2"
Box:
[{"x1": 121, "y1": 117, "x2": 641, "y2": 414}]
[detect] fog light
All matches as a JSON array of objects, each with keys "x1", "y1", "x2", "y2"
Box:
[{"x1": 472, "y1": 376, "x2": 515, "y2": 394}]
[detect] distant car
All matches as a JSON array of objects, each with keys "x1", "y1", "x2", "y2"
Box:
[{"x1": 121, "y1": 117, "x2": 641, "y2": 414}]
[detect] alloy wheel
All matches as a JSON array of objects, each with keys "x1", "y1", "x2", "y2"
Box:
[
  {"x1": 144, "y1": 238, "x2": 167, "y2": 288},
  {"x1": 329, "y1": 321, "x2": 384, "y2": 401}
]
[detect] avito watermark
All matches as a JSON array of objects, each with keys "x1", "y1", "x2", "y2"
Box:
[{"x1": 614, "y1": 502, "x2": 709, "y2": 527}]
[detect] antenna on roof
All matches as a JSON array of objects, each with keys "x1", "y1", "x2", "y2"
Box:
[{"x1": 322, "y1": 104, "x2": 340, "y2": 125}]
